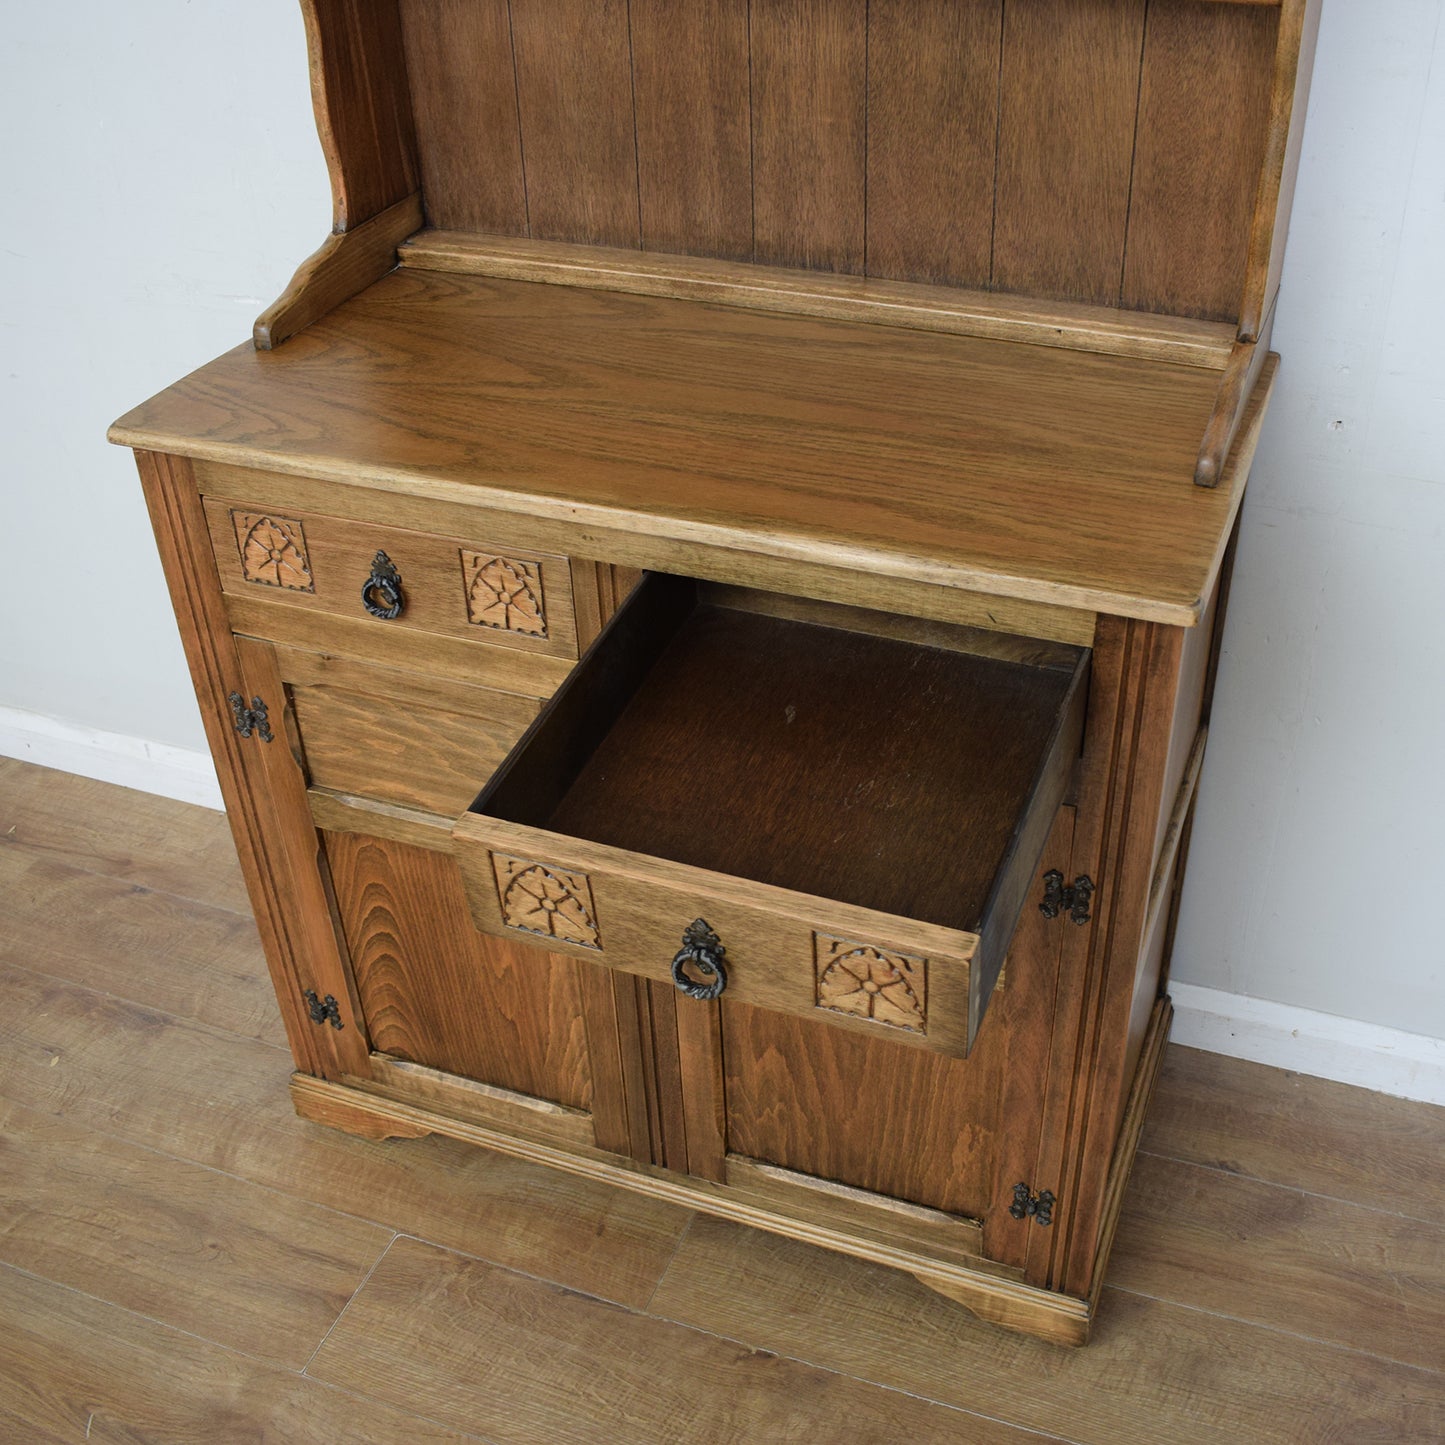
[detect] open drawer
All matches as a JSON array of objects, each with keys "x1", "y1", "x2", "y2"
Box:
[{"x1": 451, "y1": 576, "x2": 1089, "y2": 1057}]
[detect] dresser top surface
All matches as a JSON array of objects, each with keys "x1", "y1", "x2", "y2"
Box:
[{"x1": 112, "y1": 268, "x2": 1266, "y2": 625}]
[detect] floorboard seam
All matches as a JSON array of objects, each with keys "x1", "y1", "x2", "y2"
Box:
[
  {"x1": 301, "y1": 1232, "x2": 400, "y2": 1376},
  {"x1": 641, "y1": 1210, "x2": 696, "y2": 1314},
  {"x1": 0, "y1": 833, "x2": 257, "y2": 921},
  {"x1": 1132, "y1": 1145, "x2": 1445, "y2": 1226},
  {"x1": 1, "y1": 954, "x2": 291, "y2": 1056},
  {"x1": 1098, "y1": 1282, "x2": 1445, "y2": 1378}
]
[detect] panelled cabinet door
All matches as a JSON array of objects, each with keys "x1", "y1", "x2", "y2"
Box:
[
  {"x1": 319, "y1": 829, "x2": 633, "y2": 1156},
  {"x1": 660, "y1": 806, "x2": 1079, "y2": 1278}
]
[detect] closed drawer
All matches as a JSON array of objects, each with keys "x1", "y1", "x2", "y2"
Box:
[
  {"x1": 451, "y1": 576, "x2": 1089, "y2": 1057},
  {"x1": 205, "y1": 497, "x2": 578, "y2": 661},
  {"x1": 278, "y1": 650, "x2": 540, "y2": 817}
]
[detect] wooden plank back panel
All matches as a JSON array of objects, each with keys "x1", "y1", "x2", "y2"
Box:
[
  {"x1": 750, "y1": 0, "x2": 868, "y2": 272},
  {"x1": 508, "y1": 0, "x2": 640, "y2": 247},
  {"x1": 304, "y1": 0, "x2": 419, "y2": 228},
  {"x1": 865, "y1": 0, "x2": 1002, "y2": 288},
  {"x1": 384, "y1": 0, "x2": 1300, "y2": 324},
  {"x1": 993, "y1": 0, "x2": 1147, "y2": 306},
  {"x1": 1122, "y1": 0, "x2": 1279, "y2": 321},
  {"x1": 630, "y1": 0, "x2": 753, "y2": 260},
  {"x1": 399, "y1": 0, "x2": 528, "y2": 235}
]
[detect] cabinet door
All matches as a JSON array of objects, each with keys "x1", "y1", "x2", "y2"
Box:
[
  {"x1": 661, "y1": 806, "x2": 1077, "y2": 1275},
  {"x1": 321, "y1": 828, "x2": 632, "y2": 1154}
]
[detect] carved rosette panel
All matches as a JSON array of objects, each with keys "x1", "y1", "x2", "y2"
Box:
[
  {"x1": 814, "y1": 934, "x2": 927, "y2": 1034},
  {"x1": 232, "y1": 512, "x2": 314, "y2": 591},
  {"x1": 461, "y1": 551, "x2": 547, "y2": 637},
  {"x1": 492, "y1": 855, "x2": 600, "y2": 950}
]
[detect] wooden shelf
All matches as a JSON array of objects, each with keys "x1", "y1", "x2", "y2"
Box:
[{"x1": 112, "y1": 267, "x2": 1271, "y2": 628}]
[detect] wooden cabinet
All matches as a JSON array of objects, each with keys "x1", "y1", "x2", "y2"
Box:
[{"x1": 112, "y1": 0, "x2": 1319, "y2": 1345}]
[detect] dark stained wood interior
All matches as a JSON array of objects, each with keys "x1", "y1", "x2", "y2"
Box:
[
  {"x1": 394, "y1": 0, "x2": 1280, "y2": 321},
  {"x1": 522, "y1": 588, "x2": 1085, "y2": 931}
]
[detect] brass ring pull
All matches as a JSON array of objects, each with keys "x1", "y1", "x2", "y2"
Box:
[
  {"x1": 361, "y1": 550, "x2": 405, "y2": 619},
  {"x1": 670, "y1": 919, "x2": 728, "y2": 1000}
]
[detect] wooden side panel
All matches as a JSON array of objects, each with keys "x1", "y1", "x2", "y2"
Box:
[
  {"x1": 134, "y1": 452, "x2": 365, "y2": 1082},
  {"x1": 508, "y1": 0, "x2": 639, "y2": 247},
  {"x1": 399, "y1": 0, "x2": 528, "y2": 234},
  {"x1": 304, "y1": 0, "x2": 419, "y2": 228},
  {"x1": 992, "y1": 0, "x2": 1146, "y2": 305},
  {"x1": 865, "y1": 0, "x2": 1001, "y2": 288},
  {"x1": 630, "y1": 0, "x2": 752, "y2": 259},
  {"x1": 325, "y1": 830, "x2": 592, "y2": 1111},
  {"x1": 1122, "y1": 0, "x2": 1278, "y2": 322},
  {"x1": 750, "y1": 0, "x2": 868, "y2": 272},
  {"x1": 1240, "y1": 0, "x2": 1323, "y2": 339}
]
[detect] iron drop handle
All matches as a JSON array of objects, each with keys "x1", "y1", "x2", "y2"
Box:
[
  {"x1": 671, "y1": 919, "x2": 728, "y2": 1000},
  {"x1": 362, "y1": 550, "x2": 405, "y2": 619}
]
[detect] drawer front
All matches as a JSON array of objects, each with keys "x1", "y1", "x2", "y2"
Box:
[
  {"x1": 280, "y1": 650, "x2": 540, "y2": 817},
  {"x1": 452, "y1": 817, "x2": 980, "y2": 1058},
  {"x1": 205, "y1": 497, "x2": 578, "y2": 660}
]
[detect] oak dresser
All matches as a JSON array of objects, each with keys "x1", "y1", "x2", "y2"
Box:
[{"x1": 110, "y1": 0, "x2": 1319, "y2": 1344}]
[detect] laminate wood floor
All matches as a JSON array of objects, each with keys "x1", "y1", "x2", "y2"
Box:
[{"x1": 2, "y1": 756, "x2": 1442, "y2": 1443}]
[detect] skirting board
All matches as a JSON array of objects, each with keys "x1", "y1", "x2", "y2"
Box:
[
  {"x1": 2, "y1": 705, "x2": 1441, "y2": 1105},
  {"x1": 0, "y1": 705, "x2": 223, "y2": 811},
  {"x1": 1171, "y1": 982, "x2": 1445, "y2": 1107}
]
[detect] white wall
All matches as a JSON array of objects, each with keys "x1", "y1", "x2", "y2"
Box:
[
  {"x1": 2, "y1": 4, "x2": 1442, "y2": 1086},
  {"x1": 1170, "y1": 0, "x2": 1445, "y2": 1045},
  {"x1": 0, "y1": 2, "x2": 327, "y2": 760}
]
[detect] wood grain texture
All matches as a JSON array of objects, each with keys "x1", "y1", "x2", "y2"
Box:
[
  {"x1": 134, "y1": 452, "x2": 364, "y2": 1080},
  {"x1": 1240, "y1": 0, "x2": 1322, "y2": 339},
  {"x1": 401, "y1": 231, "x2": 1238, "y2": 366},
  {"x1": 0, "y1": 1265, "x2": 472, "y2": 1445},
  {"x1": 0, "y1": 959, "x2": 688, "y2": 1312},
  {"x1": 750, "y1": 0, "x2": 867, "y2": 271},
  {"x1": 227, "y1": 593, "x2": 575, "y2": 696},
  {"x1": 280, "y1": 648, "x2": 538, "y2": 816},
  {"x1": 307, "y1": 1235, "x2": 1048, "y2": 1443},
  {"x1": 302, "y1": 0, "x2": 419, "y2": 228},
  {"x1": 1112, "y1": 1149, "x2": 1445, "y2": 1373},
  {"x1": 1122, "y1": 0, "x2": 1278, "y2": 322},
  {"x1": 399, "y1": 0, "x2": 527, "y2": 234},
  {"x1": 325, "y1": 830, "x2": 592, "y2": 1109},
  {"x1": 630, "y1": 0, "x2": 752, "y2": 258},
  {"x1": 1145, "y1": 1045, "x2": 1445, "y2": 1226},
  {"x1": 0, "y1": 755, "x2": 248, "y2": 913},
  {"x1": 650, "y1": 1215, "x2": 1445, "y2": 1444},
  {"x1": 255, "y1": 192, "x2": 422, "y2": 350},
  {"x1": 721, "y1": 808, "x2": 1075, "y2": 1231},
  {"x1": 113, "y1": 270, "x2": 1239, "y2": 626},
  {"x1": 0, "y1": 848, "x2": 280, "y2": 1046},
  {"x1": 1193, "y1": 318, "x2": 1272, "y2": 487},
  {"x1": 866, "y1": 0, "x2": 1001, "y2": 288},
  {"x1": 508, "y1": 0, "x2": 639, "y2": 246},
  {"x1": 993, "y1": 0, "x2": 1146, "y2": 305},
  {"x1": 205, "y1": 492, "x2": 578, "y2": 660},
  {"x1": 0, "y1": 1097, "x2": 389, "y2": 1370}
]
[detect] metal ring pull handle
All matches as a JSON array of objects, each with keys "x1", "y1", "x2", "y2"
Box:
[
  {"x1": 361, "y1": 550, "x2": 405, "y2": 619},
  {"x1": 670, "y1": 918, "x2": 728, "y2": 1000}
]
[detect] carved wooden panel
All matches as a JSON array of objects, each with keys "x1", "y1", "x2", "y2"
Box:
[
  {"x1": 814, "y1": 933, "x2": 927, "y2": 1034},
  {"x1": 232, "y1": 512, "x2": 314, "y2": 591},
  {"x1": 461, "y1": 551, "x2": 547, "y2": 637},
  {"x1": 493, "y1": 854, "x2": 600, "y2": 950}
]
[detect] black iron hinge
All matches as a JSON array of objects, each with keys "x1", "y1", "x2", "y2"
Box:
[
  {"x1": 1039, "y1": 870, "x2": 1094, "y2": 925},
  {"x1": 1010, "y1": 1183, "x2": 1055, "y2": 1227},
  {"x1": 228, "y1": 691, "x2": 274, "y2": 743},
  {"x1": 303, "y1": 989, "x2": 344, "y2": 1030}
]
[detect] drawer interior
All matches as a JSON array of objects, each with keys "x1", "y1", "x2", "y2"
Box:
[{"x1": 472, "y1": 576, "x2": 1089, "y2": 1027}]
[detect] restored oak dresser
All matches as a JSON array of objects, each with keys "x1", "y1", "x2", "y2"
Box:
[{"x1": 111, "y1": 0, "x2": 1319, "y2": 1345}]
